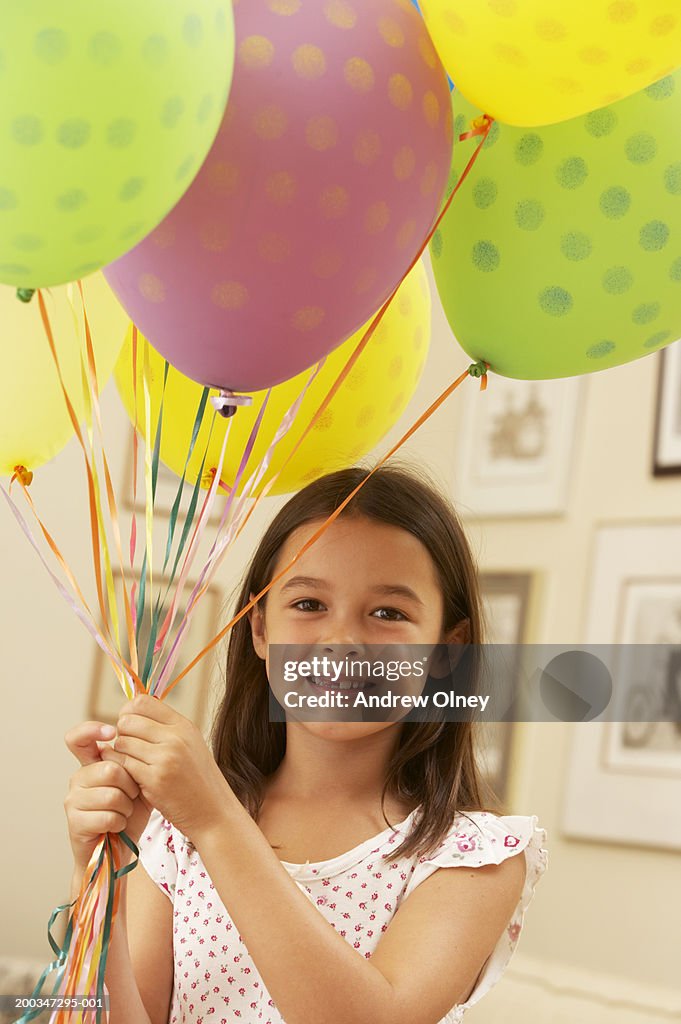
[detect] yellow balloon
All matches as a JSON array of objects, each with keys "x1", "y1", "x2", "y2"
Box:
[
  {"x1": 114, "y1": 262, "x2": 430, "y2": 496},
  {"x1": 0, "y1": 276, "x2": 127, "y2": 477},
  {"x1": 419, "y1": 0, "x2": 681, "y2": 126}
]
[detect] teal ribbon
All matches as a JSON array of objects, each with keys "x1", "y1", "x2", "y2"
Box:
[
  {"x1": 14, "y1": 832, "x2": 138, "y2": 1024},
  {"x1": 140, "y1": 383, "x2": 213, "y2": 686}
]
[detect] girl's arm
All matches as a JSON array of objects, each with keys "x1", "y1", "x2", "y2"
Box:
[
  {"x1": 68, "y1": 855, "x2": 173, "y2": 1024},
  {"x1": 194, "y1": 799, "x2": 527, "y2": 1024}
]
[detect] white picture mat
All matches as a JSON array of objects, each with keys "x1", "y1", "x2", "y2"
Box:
[
  {"x1": 602, "y1": 581, "x2": 681, "y2": 776},
  {"x1": 453, "y1": 375, "x2": 585, "y2": 518},
  {"x1": 561, "y1": 522, "x2": 681, "y2": 850}
]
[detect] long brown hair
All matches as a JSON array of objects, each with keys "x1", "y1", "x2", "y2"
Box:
[{"x1": 210, "y1": 461, "x2": 501, "y2": 861}]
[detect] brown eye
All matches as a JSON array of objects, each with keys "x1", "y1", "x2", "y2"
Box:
[
  {"x1": 292, "y1": 599, "x2": 324, "y2": 611},
  {"x1": 373, "y1": 607, "x2": 407, "y2": 621}
]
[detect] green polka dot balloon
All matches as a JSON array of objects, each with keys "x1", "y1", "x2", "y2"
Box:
[
  {"x1": 0, "y1": 2, "x2": 234, "y2": 288},
  {"x1": 430, "y1": 74, "x2": 681, "y2": 380}
]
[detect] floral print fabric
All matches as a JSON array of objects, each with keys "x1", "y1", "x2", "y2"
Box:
[{"x1": 138, "y1": 807, "x2": 548, "y2": 1023}]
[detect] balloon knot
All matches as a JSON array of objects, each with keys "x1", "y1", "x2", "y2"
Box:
[
  {"x1": 468, "y1": 361, "x2": 490, "y2": 391},
  {"x1": 11, "y1": 464, "x2": 33, "y2": 487},
  {"x1": 16, "y1": 287, "x2": 36, "y2": 304},
  {"x1": 459, "y1": 113, "x2": 494, "y2": 141},
  {"x1": 204, "y1": 466, "x2": 233, "y2": 494},
  {"x1": 210, "y1": 389, "x2": 254, "y2": 419}
]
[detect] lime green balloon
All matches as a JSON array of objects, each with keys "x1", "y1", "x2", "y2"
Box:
[
  {"x1": 431, "y1": 74, "x2": 681, "y2": 379},
  {"x1": 0, "y1": 2, "x2": 234, "y2": 289}
]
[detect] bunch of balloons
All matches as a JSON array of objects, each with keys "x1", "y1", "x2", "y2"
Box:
[
  {"x1": 1, "y1": 0, "x2": 453, "y2": 486},
  {"x1": 2, "y1": 0, "x2": 681, "y2": 487}
]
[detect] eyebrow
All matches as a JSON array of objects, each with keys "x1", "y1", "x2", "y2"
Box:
[{"x1": 279, "y1": 575, "x2": 425, "y2": 606}]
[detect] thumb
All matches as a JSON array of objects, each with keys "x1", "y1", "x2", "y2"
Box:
[{"x1": 64, "y1": 721, "x2": 117, "y2": 767}]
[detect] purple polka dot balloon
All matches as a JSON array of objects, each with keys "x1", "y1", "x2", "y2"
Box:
[{"x1": 104, "y1": 0, "x2": 452, "y2": 391}]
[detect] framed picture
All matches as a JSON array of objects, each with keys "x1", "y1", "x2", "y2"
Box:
[
  {"x1": 561, "y1": 522, "x2": 681, "y2": 851},
  {"x1": 88, "y1": 569, "x2": 224, "y2": 736},
  {"x1": 452, "y1": 375, "x2": 585, "y2": 518},
  {"x1": 477, "y1": 572, "x2": 534, "y2": 803},
  {"x1": 652, "y1": 340, "x2": 681, "y2": 476}
]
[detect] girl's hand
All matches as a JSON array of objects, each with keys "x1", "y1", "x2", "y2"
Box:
[
  {"x1": 100, "y1": 694, "x2": 234, "y2": 842},
  {"x1": 64, "y1": 721, "x2": 153, "y2": 873}
]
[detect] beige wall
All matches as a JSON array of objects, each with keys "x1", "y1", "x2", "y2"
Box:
[{"x1": 2, "y1": 260, "x2": 680, "y2": 1016}]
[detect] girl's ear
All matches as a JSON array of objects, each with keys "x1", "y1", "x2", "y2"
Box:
[
  {"x1": 429, "y1": 618, "x2": 471, "y2": 678},
  {"x1": 445, "y1": 617, "x2": 471, "y2": 646},
  {"x1": 248, "y1": 593, "x2": 267, "y2": 660}
]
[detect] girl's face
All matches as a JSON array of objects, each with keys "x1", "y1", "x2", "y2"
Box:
[{"x1": 249, "y1": 514, "x2": 467, "y2": 740}]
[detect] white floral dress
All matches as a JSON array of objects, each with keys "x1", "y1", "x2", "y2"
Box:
[{"x1": 138, "y1": 806, "x2": 548, "y2": 1024}]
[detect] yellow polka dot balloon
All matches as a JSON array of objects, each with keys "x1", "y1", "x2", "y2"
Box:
[
  {"x1": 104, "y1": 0, "x2": 451, "y2": 392},
  {"x1": 114, "y1": 262, "x2": 430, "y2": 496},
  {"x1": 0, "y1": 274, "x2": 127, "y2": 476},
  {"x1": 418, "y1": 0, "x2": 681, "y2": 125}
]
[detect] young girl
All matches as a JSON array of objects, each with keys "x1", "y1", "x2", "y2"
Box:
[{"x1": 64, "y1": 464, "x2": 548, "y2": 1024}]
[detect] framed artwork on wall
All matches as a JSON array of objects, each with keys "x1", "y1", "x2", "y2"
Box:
[
  {"x1": 452, "y1": 375, "x2": 585, "y2": 518},
  {"x1": 88, "y1": 569, "x2": 224, "y2": 736},
  {"x1": 561, "y1": 522, "x2": 681, "y2": 851},
  {"x1": 652, "y1": 340, "x2": 681, "y2": 476},
  {"x1": 478, "y1": 572, "x2": 534, "y2": 804}
]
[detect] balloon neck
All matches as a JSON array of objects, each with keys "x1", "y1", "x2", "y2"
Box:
[
  {"x1": 468, "y1": 360, "x2": 490, "y2": 379},
  {"x1": 11, "y1": 465, "x2": 33, "y2": 487},
  {"x1": 460, "y1": 113, "x2": 494, "y2": 141},
  {"x1": 16, "y1": 287, "x2": 36, "y2": 304},
  {"x1": 468, "y1": 360, "x2": 491, "y2": 391},
  {"x1": 210, "y1": 389, "x2": 254, "y2": 419}
]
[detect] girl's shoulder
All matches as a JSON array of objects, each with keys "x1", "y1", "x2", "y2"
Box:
[
  {"x1": 403, "y1": 808, "x2": 548, "y2": 892},
  {"x1": 402, "y1": 809, "x2": 548, "y2": 1020}
]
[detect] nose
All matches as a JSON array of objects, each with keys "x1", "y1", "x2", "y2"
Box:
[
  {"x1": 320, "y1": 639, "x2": 363, "y2": 658},
  {"x1": 319, "y1": 632, "x2": 368, "y2": 662}
]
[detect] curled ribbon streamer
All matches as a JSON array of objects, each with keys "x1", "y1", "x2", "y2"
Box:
[
  {"x1": 154, "y1": 356, "x2": 325, "y2": 697},
  {"x1": 77, "y1": 281, "x2": 139, "y2": 686},
  {"x1": 37, "y1": 292, "x2": 124, "y2": 678},
  {"x1": 150, "y1": 380, "x2": 268, "y2": 693},
  {"x1": 149, "y1": 407, "x2": 236, "y2": 694},
  {"x1": 142, "y1": 341, "x2": 155, "y2": 636},
  {"x1": 162, "y1": 118, "x2": 495, "y2": 698},
  {"x1": 129, "y1": 326, "x2": 140, "y2": 573},
  {"x1": 150, "y1": 411, "x2": 214, "y2": 662},
  {"x1": 79, "y1": 356, "x2": 123, "y2": 665},
  {"x1": 0, "y1": 481, "x2": 132, "y2": 695}
]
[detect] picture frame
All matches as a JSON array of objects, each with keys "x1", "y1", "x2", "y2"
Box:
[
  {"x1": 88, "y1": 568, "x2": 224, "y2": 736},
  {"x1": 477, "y1": 572, "x2": 534, "y2": 804},
  {"x1": 561, "y1": 522, "x2": 681, "y2": 851},
  {"x1": 452, "y1": 375, "x2": 585, "y2": 518},
  {"x1": 652, "y1": 340, "x2": 681, "y2": 476}
]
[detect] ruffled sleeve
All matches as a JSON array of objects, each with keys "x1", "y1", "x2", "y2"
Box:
[
  {"x1": 403, "y1": 812, "x2": 548, "y2": 1018},
  {"x1": 137, "y1": 807, "x2": 179, "y2": 903}
]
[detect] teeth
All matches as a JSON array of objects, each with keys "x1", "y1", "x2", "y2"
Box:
[{"x1": 308, "y1": 675, "x2": 367, "y2": 690}]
